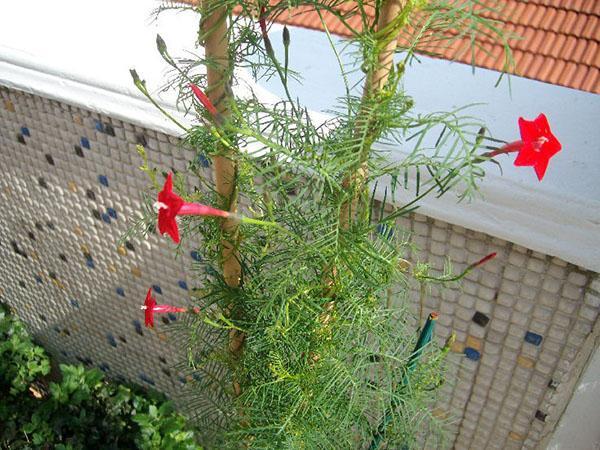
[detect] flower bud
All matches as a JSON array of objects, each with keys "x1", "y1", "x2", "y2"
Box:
[{"x1": 283, "y1": 26, "x2": 290, "y2": 48}]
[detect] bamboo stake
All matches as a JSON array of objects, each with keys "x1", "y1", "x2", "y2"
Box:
[
  {"x1": 339, "y1": 0, "x2": 406, "y2": 229},
  {"x1": 200, "y1": 0, "x2": 244, "y2": 395}
]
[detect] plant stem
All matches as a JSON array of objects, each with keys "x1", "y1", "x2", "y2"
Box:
[{"x1": 200, "y1": 0, "x2": 244, "y2": 396}]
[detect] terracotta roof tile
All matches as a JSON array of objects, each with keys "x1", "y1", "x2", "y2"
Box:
[
  {"x1": 582, "y1": 67, "x2": 599, "y2": 91},
  {"x1": 222, "y1": 0, "x2": 600, "y2": 93}
]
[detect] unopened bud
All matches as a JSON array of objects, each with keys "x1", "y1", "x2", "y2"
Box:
[
  {"x1": 283, "y1": 26, "x2": 290, "y2": 48},
  {"x1": 156, "y1": 34, "x2": 167, "y2": 55}
]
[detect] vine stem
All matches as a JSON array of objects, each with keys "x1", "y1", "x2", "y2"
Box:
[{"x1": 200, "y1": 0, "x2": 244, "y2": 396}]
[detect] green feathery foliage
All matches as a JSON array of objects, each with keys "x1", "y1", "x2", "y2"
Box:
[{"x1": 131, "y1": 1, "x2": 512, "y2": 448}]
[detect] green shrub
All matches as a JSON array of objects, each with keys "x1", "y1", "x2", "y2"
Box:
[{"x1": 0, "y1": 305, "x2": 201, "y2": 449}]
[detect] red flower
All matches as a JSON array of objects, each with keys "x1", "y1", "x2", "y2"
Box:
[
  {"x1": 156, "y1": 173, "x2": 230, "y2": 243},
  {"x1": 514, "y1": 114, "x2": 562, "y2": 180},
  {"x1": 142, "y1": 288, "x2": 188, "y2": 328},
  {"x1": 189, "y1": 83, "x2": 218, "y2": 118},
  {"x1": 491, "y1": 114, "x2": 561, "y2": 181}
]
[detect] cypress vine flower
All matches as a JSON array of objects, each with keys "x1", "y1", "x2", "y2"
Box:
[
  {"x1": 490, "y1": 113, "x2": 561, "y2": 181},
  {"x1": 142, "y1": 288, "x2": 187, "y2": 328},
  {"x1": 156, "y1": 173, "x2": 230, "y2": 244}
]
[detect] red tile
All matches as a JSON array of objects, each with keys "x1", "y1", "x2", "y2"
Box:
[
  {"x1": 581, "y1": 41, "x2": 599, "y2": 66},
  {"x1": 581, "y1": 67, "x2": 600, "y2": 92},
  {"x1": 581, "y1": 16, "x2": 599, "y2": 40}
]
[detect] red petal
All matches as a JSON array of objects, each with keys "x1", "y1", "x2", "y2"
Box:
[
  {"x1": 533, "y1": 113, "x2": 551, "y2": 137},
  {"x1": 513, "y1": 142, "x2": 538, "y2": 166},
  {"x1": 534, "y1": 157, "x2": 551, "y2": 181},
  {"x1": 145, "y1": 288, "x2": 156, "y2": 308},
  {"x1": 518, "y1": 116, "x2": 537, "y2": 143},
  {"x1": 157, "y1": 174, "x2": 183, "y2": 243},
  {"x1": 166, "y1": 221, "x2": 180, "y2": 243}
]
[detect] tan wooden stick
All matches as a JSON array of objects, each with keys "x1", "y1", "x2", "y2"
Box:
[
  {"x1": 200, "y1": 0, "x2": 244, "y2": 395},
  {"x1": 339, "y1": 0, "x2": 406, "y2": 230}
]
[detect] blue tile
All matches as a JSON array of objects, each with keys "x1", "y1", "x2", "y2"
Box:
[
  {"x1": 116, "y1": 287, "x2": 125, "y2": 297},
  {"x1": 192, "y1": 372, "x2": 202, "y2": 382},
  {"x1": 99, "y1": 362, "x2": 110, "y2": 372},
  {"x1": 178, "y1": 280, "x2": 188, "y2": 290},
  {"x1": 34, "y1": 274, "x2": 43, "y2": 284},
  {"x1": 70, "y1": 299, "x2": 80, "y2": 309},
  {"x1": 464, "y1": 347, "x2": 480, "y2": 362},
  {"x1": 85, "y1": 257, "x2": 95, "y2": 269},
  {"x1": 94, "y1": 120, "x2": 104, "y2": 132},
  {"x1": 152, "y1": 284, "x2": 162, "y2": 295},
  {"x1": 167, "y1": 313, "x2": 177, "y2": 321},
  {"x1": 21, "y1": 126, "x2": 30, "y2": 137},
  {"x1": 133, "y1": 320, "x2": 143, "y2": 336},
  {"x1": 80, "y1": 137, "x2": 90, "y2": 149},
  {"x1": 139, "y1": 373, "x2": 155, "y2": 386},
  {"x1": 98, "y1": 175, "x2": 109, "y2": 187},
  {"x1": 376, "y1": 223, "x2": 394, "y2": 240},
  {"x1": 525, "y1": 331, "x2": 543, "y2": 346},
  {"x1": 198, "y1": 153, "x2": 211, "y2": 168},
  {"x1": 179, "y1": 376, "x2": 187, "y2": 385},
  {"x1": 101, "y1": 213, "x2": 111, "y2": 224},
  {"x1": 190, "y1": 250, "x2": 202, "y2": 262},
  {"x1": 106, "y1": 333, "x2": 117, "y2": 347},
  {"x1": 107, "y1": 207, "x2": 117, "y2": 219}
]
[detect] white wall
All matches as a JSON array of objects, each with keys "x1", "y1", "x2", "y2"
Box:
[{"x1": 1, "y1": 0, "x2": 599, "y2": 272}]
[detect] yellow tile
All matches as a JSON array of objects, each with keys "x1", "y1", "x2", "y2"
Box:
[
  {"x1": 4, "y1": 99, "x2": 15, "y2": 112},
  {"x1": 74, "y1": 226, "x2": 83, "y2": 236},
  {"x1": 68, "y1": 181, "x2": 78, "y2": 193},
  {"x1": 131, "y1": 267, "x2": 142, "y2": 278},
  {"x1": 80, "y1": 244, "x2": 90, "y2": 254},
  {"x1": 73, "y1": 114, "x2": 83, "y2": 125},
  {"x1": 466, "y1": 335, "x2": 482, "y2": 352},
  {"x1": 108, "y1": 264, "x2": 117, "y2": 273},
  {"x1": 117, "y1": 245, "x2": 127, "y2": 256},
  {"x1": 397, "y1": 258, "x2": 411, "y2": 272},
  {"x1": 451, "y1": 341, "x2": 465, "y2": 353},
  {"x1": 508, "y1": 431, "x2": 524, "y2": 441},
  {"x1": 158, "y1": 333, "x2": 168, "y2": 342},
  {"x1": 517, "y1": 355, "x2": 535, "y2": 369},
  {"x1": 431, "y1": 408, "x2": 447, "y2": 419}
]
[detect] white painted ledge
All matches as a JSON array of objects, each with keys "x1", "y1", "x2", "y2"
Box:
[{"x1": 1, "y1": 0, "x2": 599, "y2": 271}]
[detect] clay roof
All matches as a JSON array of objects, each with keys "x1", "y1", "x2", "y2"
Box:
[{"x1": 234, "y1": 1, "x2": 600, "y2": 94}]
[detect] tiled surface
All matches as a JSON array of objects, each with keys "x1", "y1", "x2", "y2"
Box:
[
  {"x1": 0, "y1": 86, "x2": 599, "y2": 449},
  {"x1": 228, "y1": 0, "x2": 600, "y2": 94}
]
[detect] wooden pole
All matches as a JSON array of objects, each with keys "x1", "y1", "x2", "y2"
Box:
[
  {"x1": 339, "y1": 0, "x2": 406, "y2": 229},
  {"x1": 200, "y1": 0, "x2": 244, "y2": 395}
]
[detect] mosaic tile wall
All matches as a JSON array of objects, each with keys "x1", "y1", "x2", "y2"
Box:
[{"x1": 0, "y1": 86, "x2": 598, "y2": 450}]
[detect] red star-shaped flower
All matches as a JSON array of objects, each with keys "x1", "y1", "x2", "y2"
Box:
[
  {"x1": 156, "y1": 173, "x2": 230, "y2": 244},
  {"x1": 142, "y1": 288, "x2": 188, "y2": 328},
  {"x1": 157, "y1": 173, "x2": 184, "y2": 243},
  {"x1": 513, "y1": 113, "x2": 562, "y2": 181}
]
